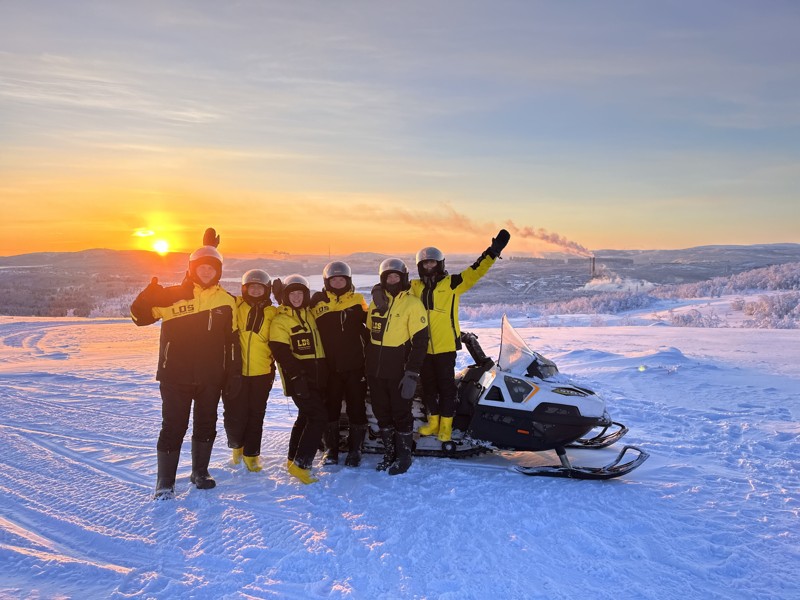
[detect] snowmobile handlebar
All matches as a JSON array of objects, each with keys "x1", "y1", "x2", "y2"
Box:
[{"x1": 460, "y1": 332, "x2": 494, "y2": 369}]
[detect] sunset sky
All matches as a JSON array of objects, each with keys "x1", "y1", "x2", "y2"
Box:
[{"x1": 2, "y1": 1, "x2": 799, "y2": 257}]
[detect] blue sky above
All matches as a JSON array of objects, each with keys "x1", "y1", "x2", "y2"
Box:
[{"x1": 1, "y1": 0, "x2": 799, "y2": 255}]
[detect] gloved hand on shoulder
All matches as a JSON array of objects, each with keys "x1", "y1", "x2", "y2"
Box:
[
  {"x1": 371, "y1": 284, "x2": 388, "y2": 315},
  {"x1": 310, "y1": 290, "x2": 329, "y2": 307},
  {"x1": 487, "y1": 228, "x2": 510, "y2": 258},
  {"x1": 398, "y1": 370, "x2": 420, "y2": 400}
]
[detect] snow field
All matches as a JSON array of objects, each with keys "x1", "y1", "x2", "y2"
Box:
[{"x1": 0, "y1": 316, "x2": 798, "y2": 599}]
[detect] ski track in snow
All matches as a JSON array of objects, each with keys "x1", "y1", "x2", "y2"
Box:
[{"x1": 0, "y1": 317, "x2": 798, "y2": 599}]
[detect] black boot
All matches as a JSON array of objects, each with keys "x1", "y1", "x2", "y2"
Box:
[
  {"x1": 322, "y1": 421, "x2": 340, "y2": 465},
  {"x1": 388, "y1": 431, "x2": 414, "y2": 476},
  {"x1": 375, "y1": 427, "x2": 396, "y2": 471},
  {"x1": 190, "y1": 440, "x2": 216, "y2": 490},
  {"x1": 344, "y1": 425, "x2": 367, "y2": 467},
  {"x1": 154, "y1": 450, "x2": 181, "y2": 500}
]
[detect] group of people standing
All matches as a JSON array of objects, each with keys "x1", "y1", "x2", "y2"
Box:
[{"x1": 131, "y1": 228, "x2": 510, "y2": 499}]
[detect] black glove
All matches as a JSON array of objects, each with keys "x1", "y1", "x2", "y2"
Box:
[
  {"x1": 272, "y1": 278, "x2": 283, "y2": 303},
  {"x1": 488, "y1": 228, "x2": 510, "y2": 258},
  {"x1": 310, "y1": 290, "x2": 329, "y2": 307},
  {"x1": 371, "y1": 284, "x2": 388, "y2": 315},
  {"x1": 203, "y1": 227, "x2": 220, "y2": 248},
  {"x1": 398, "y1": 370, "x2": 419, "y2": 400},
  {"x1": 136, "y1": 277, "x2": 165, "y2": 307},
  {"x1": 223, "y1": 373, "x2": 243, "y2": 402},
  {"x1": 159, "y1": 277, "x2": 194, "y2": 305},
  {"x1": 289, "y1": 375, "x2": 310, "y2": 399}
]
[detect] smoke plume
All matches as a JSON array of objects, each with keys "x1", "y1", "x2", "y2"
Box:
[{"x1": 504, "y1": 221, "x2": 594, "y2": 257}]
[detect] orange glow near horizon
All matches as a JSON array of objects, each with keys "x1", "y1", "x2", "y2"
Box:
[{"x1": 2, "y1": 179, "x2": 797, "y2": 258}]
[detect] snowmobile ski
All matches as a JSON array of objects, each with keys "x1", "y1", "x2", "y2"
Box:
[{"x1": 513, "y1": 445, "x2": 649, "y2": 480}]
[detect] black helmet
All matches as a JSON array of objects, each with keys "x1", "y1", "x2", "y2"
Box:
[
  {"x1": 241, "y1": 269, "x2": 272, "y2": 303},
  {"x1": 416, "y1": 246, "x2": 446, "y2": 279},
  {"x1": 378, "y1": 258, "x2": 410, "y2": 291},
  {"x1": 322, "y1": 261, "x2": 353, "y2": 295},
  {"x1": 281, "y1": 274, "x2": 311, "y2": 308},
  {"x1": 188, "y1": 246, "x2": 223, "y2": 287}
]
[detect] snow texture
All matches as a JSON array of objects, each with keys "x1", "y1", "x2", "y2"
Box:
[{"x1": 0, "y1": 310, "x2": 798, "y2": 599}]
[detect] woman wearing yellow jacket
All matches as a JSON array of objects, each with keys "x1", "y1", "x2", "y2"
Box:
[
  {"x1": 224, "y1": 269, "x2": 277, "y2": 473},
  {"x1": 411, "y1": 229, "x2": 510, "y2": 442},
  {"x1": 268, "y1": 275, "x2": 328, "y2": 484}
]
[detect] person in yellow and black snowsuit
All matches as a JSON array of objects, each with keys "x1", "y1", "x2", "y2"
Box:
[
  {"x1": 410, "y1": 229, "x2": 510, "y2": 442},
  {"x1": 224, "y1": 269, "x2": 277, "y2": 473},
  {"x1": 366, "y1": 259, "x2": 429, "y2": 476},
  {"x1": 268, "y1": 275, "x2": 328, "y2": 484},
  {"x1": 130, "y1": 237, "x2": 241, "y2": 500},
  {"x1": 309, "y1": 261, "x2": 370, "y2": 467}
]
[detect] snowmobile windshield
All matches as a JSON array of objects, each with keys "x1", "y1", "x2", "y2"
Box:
[{"x1": 497, "y1": 315, "x2": 559, "y2": 379}]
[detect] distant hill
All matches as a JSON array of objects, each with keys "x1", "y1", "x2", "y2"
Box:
[{"x1": 1, "y1": 244, "x2": 799, "y2": 317}]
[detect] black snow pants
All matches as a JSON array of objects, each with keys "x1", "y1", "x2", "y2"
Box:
[
  {"x1": 157, "y1": 381, "x2": 221, "y2": 452},
  {"x1": 288, "y1": 387, "x2": 327, "y2": 468},
  {"x1": 223, "y1": 373, "x2": 275, "y2": 456},
  {"x1": 368, "y1": 375, "x2": 413, "y2": 434},
  {"x1": 326, "y1": 368, "x2": 367, "y2": 426},
  {"x1": 420, "y1": 351, "x2": 458, "y2": 418}
]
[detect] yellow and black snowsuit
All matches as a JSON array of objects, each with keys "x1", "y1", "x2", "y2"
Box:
[
  {"x1": 131, "y1": 281, "x2": 240, "y2": 451},
  {"x1": 410, "y1": 252, "x2": 496, "y2": 418},
  {"x1": 366, "y1": 289, "x2": 429, "y2": 432},
  {"x1": 310, "y1": 289, "x2": 369, "y2": 425},
  {"x1": 268, "y1": 305, "x2": 327, "y2": 468},
  {"x1": 223, "y1": 296, "x2": 277, "y2": 457}
]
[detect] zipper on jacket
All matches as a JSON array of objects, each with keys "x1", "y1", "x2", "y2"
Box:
[
  {"x1": 162, "y1": 341, "x2": 170, "y2": 369},
  {"x1": 208, "y1": 310, "x2": 213, "y2": 331}
]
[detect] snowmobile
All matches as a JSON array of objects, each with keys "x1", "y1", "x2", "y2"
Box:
[{"x1": 357, "y1": 315, "x2": 649, "y2": 480}]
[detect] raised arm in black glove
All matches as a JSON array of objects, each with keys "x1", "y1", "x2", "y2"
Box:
[
  {"x1": 272, "y1": 278, "x2": 283, "y2": 304},
  {"x1": 487, "y1": 228, "x2": 511, "y2": 259},
  {"x1": 203, "y1": 227, "x2": 220, "y2": 248},
  {"x1": 137, "y1": 277, "x2": 165, "y2": 306},
  {"x1": 371, "y1": 284, "x2": 388, "y2": 315}
]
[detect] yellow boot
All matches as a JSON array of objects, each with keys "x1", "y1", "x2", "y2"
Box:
[
  {"x1": 288, "y1": 462, "x2": 319, "y2": 485},
  {"x1": 418, "y1": 414, "x2": 440, "y2": 436},
  {"x1": 243, "y1": 455, "x2": 263, "y2": 472},
  {"x1": 437, "y1": 416, "x2": 453, "y2": 442},
  {"x1": 231, "y1": 447, "x2": 243, "y2": 465}
]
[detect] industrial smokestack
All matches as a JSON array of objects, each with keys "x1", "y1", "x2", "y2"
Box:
[{"x1": 591, "y1": 257, "x2": 596, "y2": 278}]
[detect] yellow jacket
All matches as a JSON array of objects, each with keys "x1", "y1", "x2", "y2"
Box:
[
  {"x1": 268, "y1": 305, "x2": 326, "y2": 395},
  {"x1": 410, "y1": 253, "x2": 496, "y2": 354},
  {"x1": 235, "y1": 297, "x2": 277, "y2": 376},
  {"x1": 366, "y1": 289, "x2": 429, "y2": 379}
]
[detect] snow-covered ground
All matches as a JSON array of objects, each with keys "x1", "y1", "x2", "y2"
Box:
[{"x1": 0, "y1": 311, "x2": 798, "y2": 599}]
